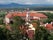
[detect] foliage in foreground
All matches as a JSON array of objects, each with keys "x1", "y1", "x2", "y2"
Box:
[
  {"x1": 0, "y1": 16, "x2": 53, "y2": 40},
  {"x1": 0, "y1": 16, "x2": 26, "y2": 40},
  {"x1": 35, "y1": 26, "x2": 53, "y2": 40},
  {"x1": 0, "y1": 25, "x2": 53, "y2": 40}
]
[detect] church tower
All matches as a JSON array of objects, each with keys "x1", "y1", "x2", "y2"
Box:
[{"x1": 26, "y1": 8, "x2": 30, "y2": 22}]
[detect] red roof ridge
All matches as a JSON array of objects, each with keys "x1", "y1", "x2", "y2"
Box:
[{"x1": 6, "y1": 11, "x2": 47, "y2": 18}]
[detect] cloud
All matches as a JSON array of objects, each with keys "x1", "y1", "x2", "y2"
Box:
[
  {"x1": 0, "y1": 0, "x2": 12, "y2": 4},
  {"x1": 0, "y1": 0, "x2": 53, "y2": 4},
  {"x1": 12, "y1": 0, "x2": 47, "y2": 4},
  {"x1": 46, "y1": 0, "x2": 53, "y2": 4}
]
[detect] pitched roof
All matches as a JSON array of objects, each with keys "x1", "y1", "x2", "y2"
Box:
[
  {"x1": 6, "y1": 11, "x2": 47, "y2": 18},
  {"x1": 46, "y1": 24, "x2": 53, "y2": 30},
  {"x1": 5, "y1": 13, "x2": 12, "y2": 18}
]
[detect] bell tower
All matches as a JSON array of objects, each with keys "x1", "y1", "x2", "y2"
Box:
[{"x1": 26, "y1": 8, "x2": 30, "y2": 22}]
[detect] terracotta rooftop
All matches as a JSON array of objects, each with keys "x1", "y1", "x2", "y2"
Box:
[
  {"x1": 5, "y1": 13, "x2": 12, "y2": 18},
  {"x1": 46, "y1": 24, "x2": 53, "y2": 30},
  {"x1": 6, "y1": 11, "x2": 47, "y2": 18}
]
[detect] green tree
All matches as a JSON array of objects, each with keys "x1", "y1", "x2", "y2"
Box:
[
  {"x1": 10, "y1": 16, "x2": 26, "y2": 40},
  {"x1": 12, "y1": 16, "x2": 25, "y2": 27},
  {"x1": 0, "y1": 16, "x2": 26, "y2": 40},
  {"x1": 48, "y1": 33, "x2": 53, "y2": 40},
  {"x1": 35, "y1": 26, "x2": 50, "y2": 40},
  {"x1": 43, "y1": 12, "x2": 53, "y2": 19},
  {"x1": 43, "y1": 19, "x2": 52, "y2": 24}
]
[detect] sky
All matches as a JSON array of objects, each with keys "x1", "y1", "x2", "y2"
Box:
[{"x1": 0, "y1": 0, "x2": 53, "y2": 4}]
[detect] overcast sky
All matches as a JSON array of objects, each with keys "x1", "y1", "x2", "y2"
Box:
[{"x1": 0, "y1": 0, "x2": 53, "y2": 4}]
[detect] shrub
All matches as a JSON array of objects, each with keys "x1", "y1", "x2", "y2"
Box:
[
  {"x1": 0, "y1": 18, "x2": 3, "y2": 25},
  {"x1": 35, "y1": 26, "x2": 50, "y2": 40}
]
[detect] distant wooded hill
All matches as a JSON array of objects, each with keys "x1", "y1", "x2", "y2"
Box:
[{"x1": 0, "y1": 3, "x2": 53, "y2": 11}]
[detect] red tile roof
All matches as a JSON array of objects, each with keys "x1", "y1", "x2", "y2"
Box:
[
  {"x1": 5, "y1": 13, "x2": 12, "y2": 18},
  {"x1": 6, "y1": 11, "x2": 47, "y2": 18},
  {"x1": 30, "y1": 13, "x2": 47, "y2": 18},
  {"x1": 46, "y1": 24, "x2": 53, "y2": 30}
]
